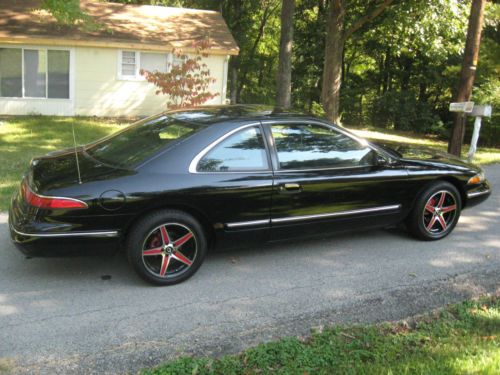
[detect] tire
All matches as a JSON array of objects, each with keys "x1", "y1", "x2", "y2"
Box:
[
  {"x1": 126, "y1": 209, "x2": 207, "y2": 286},
  {"x1": 406, "y1": 181, "x2": 462, "y2": 241}
]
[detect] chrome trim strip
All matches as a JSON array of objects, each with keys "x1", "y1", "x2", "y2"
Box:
[
  {"x1": 467, "y1": 189, "x2": 491, "y2": 199},
  {"x1": 188, "y1": 122, "x2": 262, "y2": 174},
  {"x1": 11, "y1": 226, "x2": 119, "y2": 238},
  {"x1": 226, "y1": 219, "x2": 271, "y2": 228},
  {"x1": 271, "y1": 204, "x2": 402, "y2": 224}
]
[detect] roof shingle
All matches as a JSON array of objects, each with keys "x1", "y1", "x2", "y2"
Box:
[{"x1": 0, "y1": 0, "x2": 239, "y2": 55}]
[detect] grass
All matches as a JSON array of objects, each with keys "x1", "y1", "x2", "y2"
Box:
[
  {"x1": 142, "y1": 297, "x2": 500, "y2": 375},
  {"x1": 0, "y1": 116, "x2": 499, "y2": 211}
]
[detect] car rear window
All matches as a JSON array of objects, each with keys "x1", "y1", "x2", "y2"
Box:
[{"x1": 84, "y1": 114, "x2": 202, "y2": 168}]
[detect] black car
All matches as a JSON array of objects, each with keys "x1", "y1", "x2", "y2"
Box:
[{"x1": 9, "y1": 105, "x2": 491, "y2": 285}]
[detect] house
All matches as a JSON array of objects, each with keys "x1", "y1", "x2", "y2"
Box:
[{"x1": 0, "y1": 0, "x2": 238, "y2": 116}]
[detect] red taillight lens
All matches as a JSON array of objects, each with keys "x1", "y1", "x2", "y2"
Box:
[{"x1": 21, "y1": 181, "x2": 88, "y2": 209}]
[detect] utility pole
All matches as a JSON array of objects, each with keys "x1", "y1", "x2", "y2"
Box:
[{"x1": 448, "y1": 0, "x2": 486, "y2": 156}]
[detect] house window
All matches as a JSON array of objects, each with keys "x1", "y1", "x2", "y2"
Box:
[
  {"x1": 0, "y1": 47, "x2": 70, "y2": 99},
  {"x1": 120, "y1": 51, "x2": 137, "y2": 77},
  {"x1": 141, "y1": 53, "x2": 168, "y2": 73},
  {"x1": 118, "y1": 51, "x2": 174, "y2": 80}
]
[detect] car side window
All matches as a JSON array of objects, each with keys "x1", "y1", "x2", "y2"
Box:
[
  {"x1": 271, "y1": 123, "x2": 376, "y2": 170},
  {"x1": 197, "y1": 126, "x2": 269, "y2": 172}
]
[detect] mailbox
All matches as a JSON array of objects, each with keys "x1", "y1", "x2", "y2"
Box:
[{"x1": 470, "y1": 105, "x2": 492, "y2": 118}]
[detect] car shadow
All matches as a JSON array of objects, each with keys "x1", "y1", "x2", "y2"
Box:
[{"x1": 0, "y1": 217, "x2": 405, "y2": 288}]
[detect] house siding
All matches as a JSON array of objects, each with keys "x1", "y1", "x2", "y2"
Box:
[
  {"x1": 0, "y1": 45, "x2": 228, "y2": 117},
  {"x1": 74, "y1": 47, "x2": 227, "y2": 117}
]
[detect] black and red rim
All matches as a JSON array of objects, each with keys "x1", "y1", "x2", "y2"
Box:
[
  {"x1": 141, "y1": 223, "x2": 197, "y2": 278},
  {"x1": 422, "y1": 190, "x2": 457, "y2": 234}
]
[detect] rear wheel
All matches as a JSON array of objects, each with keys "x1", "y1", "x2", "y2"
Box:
[
  {"x1": 126, "y1": 210, "x2": 207, "y2": 285},
  {"x1": 407, "y1": 181, "x2": 461, "y2": 241}
]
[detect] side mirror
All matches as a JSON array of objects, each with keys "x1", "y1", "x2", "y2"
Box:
[{"x1": 375, "y1": 153, "x2": 389, "y2": 166}]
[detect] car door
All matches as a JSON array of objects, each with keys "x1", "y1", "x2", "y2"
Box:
[
  {"x1": 262, "y1": 120, "x2": 411, "y2": 241},
  {"x1": 187, "y1": 123, "x2": 274, "y2": 248}
]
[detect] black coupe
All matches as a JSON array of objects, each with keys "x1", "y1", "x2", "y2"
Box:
[{"x1": 9, "y1": 105, "x2": 491, "y2": 285}]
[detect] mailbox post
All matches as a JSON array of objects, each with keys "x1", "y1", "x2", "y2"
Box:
[
  {"x1": 449, "y1": 102, "x2": 492, "y2": 163},
  {"x1": 466, "y1": 104, "x2": 492, "y2": 162}
]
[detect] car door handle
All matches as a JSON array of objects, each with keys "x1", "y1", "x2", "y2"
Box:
[{"x1": 279, "y1": 183, "x2": 302, "y2": 193}]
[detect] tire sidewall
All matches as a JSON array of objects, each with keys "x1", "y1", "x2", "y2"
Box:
[
  {"x1": 126, "y1": 210, "x2": 207, "y2": 285},
  {"x1": 412, "y1": 181, "x2": 462, "y2": 240}
]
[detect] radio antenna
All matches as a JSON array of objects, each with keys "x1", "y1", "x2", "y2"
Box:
[{"x1": 71, "y1": 123, "x2": 82, "y2": 185}]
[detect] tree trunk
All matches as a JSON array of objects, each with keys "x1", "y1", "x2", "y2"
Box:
[
  {"x1": 321, "y1": 0, "x2": 345, "y2": 123},
  {"x1": 276, "y1": 0, "x2": 295, "y2": 109},
  {"x1": 321, "y1": 0, "x2": 393, "y2": 123},
  {"x1": 448, "y1": 0, "x2": 486, "y2": 156}
]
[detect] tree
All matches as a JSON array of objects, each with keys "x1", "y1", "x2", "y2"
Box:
[
  {"x1": 276, "y1": 0, "x2": 296, "y2": 109},
  {"x1": 448, "y1": 0, "x2": 487, "y2": 156},
  {"x1": 141, "y1": 39, "x2": 219, "y2": 108},
  {"x1": 321, "y1": 0, "x2": 394, "y2": 123}
]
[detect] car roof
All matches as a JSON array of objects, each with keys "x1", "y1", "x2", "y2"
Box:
[{"x1": 164, "y1": 104, "x2": 316, "y2": 125}]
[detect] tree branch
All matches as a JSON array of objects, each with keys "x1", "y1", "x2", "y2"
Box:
[{"x1": 344, "y1": 0, "x2": 394, "y2": 40}]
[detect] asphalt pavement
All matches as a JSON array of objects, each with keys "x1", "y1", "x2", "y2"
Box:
[{"x1": 0, "y1": 165, "x2": 499, "y2": 374}]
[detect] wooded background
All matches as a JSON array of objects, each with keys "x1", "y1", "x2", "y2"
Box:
[{"x1": 49, "y1": 0, "x2": 500, "y2": 147}]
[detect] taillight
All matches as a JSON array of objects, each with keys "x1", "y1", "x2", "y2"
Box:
[{"x1": 21, "y1": 180, "x2": 88, "y2": 209}]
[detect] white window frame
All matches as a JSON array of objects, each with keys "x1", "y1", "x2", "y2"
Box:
[
  {"x1": 0, "y1": 45, "x2": 74, "y2": 101},
  {"x1": 117, "y1": 50, "x2": 177, "y2": 81},
  {"x1": 117, "y1": 50, "x2": 141, "y2": 81}
]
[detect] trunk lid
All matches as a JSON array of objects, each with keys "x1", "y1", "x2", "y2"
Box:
[{"x1": 28, "y1": 147, "x2": 121, "y2": 194}]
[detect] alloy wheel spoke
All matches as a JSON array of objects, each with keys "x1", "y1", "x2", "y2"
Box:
[
  {"x1": 174, "y1": 232, "x2": 193, "y2": 248},
  {"x1": 143, "y1": 247, "x2": 163, "y2": 256},
  {"x1": 436, "y1": 214, "x2": 447, "y2": 230},
  {"x1": 172, "y1": 250, "x2": 192, "y2": 266},
  {"x1": 437, "y1": 192, "x2": 446, "y2": 208},
  {"x1": 160, "y1": 225, "x2": 170, "y2": 245},
  {"x1": 427, "y1": 215, "x2": 438, "y2": 231},
  {"x1": 441, "y1": 204, "x2": 456, "y2": 213},
  {"x1": 159, "y1": 255, "x2": 171, "y2": 277},
  {"x1": 425, "y1": 204, "x2": 435, "y2": 213}
]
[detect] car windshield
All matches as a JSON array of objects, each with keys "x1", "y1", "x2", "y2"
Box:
[{"x1": 84, "y1": 114, "x2": 203, "y2": 168}]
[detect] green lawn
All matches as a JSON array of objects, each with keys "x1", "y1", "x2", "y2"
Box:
[
  {"x1": 0, "y1": 116, "x2": 498, "y2": 211},
  {"x1": 142, "y1": 297, "x2": 500, "y2": 375}
]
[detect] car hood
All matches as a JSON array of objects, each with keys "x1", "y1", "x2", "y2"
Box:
[{"x1": 372, "y1": 140, "x2": 480, "y2": 171}]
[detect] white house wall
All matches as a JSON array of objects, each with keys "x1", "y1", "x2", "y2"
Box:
[
  {"x1": 0, "y1": 45, "x2": 228, "y2": 117},
  {"x1": 74, "y1": 47, "x2": 227, "y2": 117}
]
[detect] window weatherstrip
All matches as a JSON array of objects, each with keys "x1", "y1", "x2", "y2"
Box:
[
  {"x1": 271, "y1": 204, "x2": 402, "y2": 224},
  {"x1": 188, "y1": 122, "x2": 264, "y2": 173}
]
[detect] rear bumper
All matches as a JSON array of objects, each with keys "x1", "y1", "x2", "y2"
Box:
[{"x1": 9, "y1": 193, "x2": 121, "y2": 257}]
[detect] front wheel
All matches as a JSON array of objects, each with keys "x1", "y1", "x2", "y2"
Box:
[
  {"x1": 126, "y1": 210, "x2": 207, "y2": 285},
  {"x1": 407, "y1": 181, "x2": 462, "y2": 241}
]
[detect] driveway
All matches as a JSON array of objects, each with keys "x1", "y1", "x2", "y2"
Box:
[{"x1": 1, "y1": 165, "x2": 499, "y2": 375}]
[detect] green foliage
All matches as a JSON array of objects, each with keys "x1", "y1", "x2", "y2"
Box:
[
  {"x1": 142, "y1": 297, "x2": 500, "y2": 374},
  {"x1": 41, "y1": 0, "x2": 101, "y2": 31}
]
